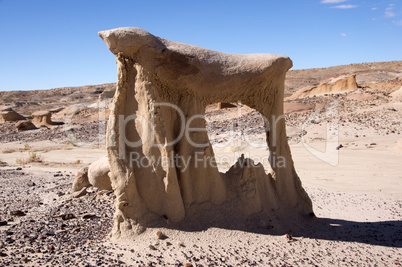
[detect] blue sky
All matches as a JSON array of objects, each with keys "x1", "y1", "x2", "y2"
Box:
[{"x1": 0, "y1": 0, "x2": 401, "y2": 91}]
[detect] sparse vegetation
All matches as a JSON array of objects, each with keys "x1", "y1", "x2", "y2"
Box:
[
  {"x1": 24, "y1": 143, "x2": 32, "y2": 150},
  {"x1": 2, "y1": 148, "x2": 15, "y2": 154},
  {"x1": 68, "y1": 135, "x2": 79, "y2": 147},
  {"x1": 16, "y1": 152, "x2": 44, "y2": 165},
  {"x1": 15, "y1": 158, "x2": 25, "y2": 165},
  {"x1": 74, "y1": 159, "x2": 82, "y2": 164}
]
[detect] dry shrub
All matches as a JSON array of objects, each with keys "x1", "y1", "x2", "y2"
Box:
[
  {"x1": 16, "y1": 152, "x2": 44, "y2": 165},
  {"x1": 24, "y1": 143, "x2": 32, "y2": 150}
]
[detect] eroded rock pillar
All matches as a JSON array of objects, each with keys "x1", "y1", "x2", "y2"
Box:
[{"x1": 99, "y1": 27, "x2": 313, "y2": 239}]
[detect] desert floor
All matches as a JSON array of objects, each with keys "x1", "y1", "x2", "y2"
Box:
[
  {"x1": 0, "y1": 120, "x2": 401, "y2": 266},
  {"x1": 1, "y1": 61, "x2": 402, "y2": 266}
]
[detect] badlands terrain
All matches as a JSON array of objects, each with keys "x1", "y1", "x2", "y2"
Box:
[{"x1": 0, "y1": 60, "x2": 401, "y2": 266}]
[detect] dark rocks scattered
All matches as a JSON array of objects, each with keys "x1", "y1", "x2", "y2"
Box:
[
  {"x1": 0, "y1": 169, "x2": 115, "y2": 266},
  {"x1": 0, "y1": 72, "x2": 401, "y2": 266},
  {"x1": 10, "y1": 210, "x2": 26, "y2": 217},
  {"x1": 60, "y1": 214, "x2": 76, "y2": 221},
  {"x1": 0, "y1": 120, "x2": 106, "y2": 144},
  {"x1": 82, "y1": 213, "x2": 97, "y2": 219}
]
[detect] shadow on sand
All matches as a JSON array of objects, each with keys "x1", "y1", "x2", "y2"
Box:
[
  {"x1": 152, "y1": 213, "x2": 402, "y2": 248},
  {"x1": 296, "y1": 217, "x2": 402, "y2": 248}
]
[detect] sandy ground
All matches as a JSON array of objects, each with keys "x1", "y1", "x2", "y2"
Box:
[
  {"x1": 1, "y1": 62, "x2": 401, "y2": 265},
  {"x1": 0, "y1": 129, "x2": 401, "y2": 266}
]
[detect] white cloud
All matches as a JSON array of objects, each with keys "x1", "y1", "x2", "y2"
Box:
[
  {"x1": 385, "y1": 7, "x2": 395, "y2": 17},
  {"x1": 371, "y1": 7, "x2": 378, "y2": 11},
  {"x1": 340, "y1": 33, "x2": 347, "y2": 37},
  {"x1": 332, "y1": 4, "x2": 358, "y2": 9},
  {"x1": 394, "y1": 20, "x2": 402, "y2": 26},
  {"x1": 321, "y1": 0, "x2": 347, "y2": 3}
]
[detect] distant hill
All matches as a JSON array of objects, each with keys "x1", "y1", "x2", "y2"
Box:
[
  {"x1": 286, "y1": 60, "x2": 402, "y2": 93},
  {"x1": 0, "y1": 83, "x2": 115, "y2": 115},
  {"x1": 1, "y1": 60, "x2": 401, "y2": 115}
]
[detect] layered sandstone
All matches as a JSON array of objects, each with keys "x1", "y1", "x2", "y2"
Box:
[
  {"x1": 288, "y1": 74, "x2": 358, "y2": 99},
  {"x1": 0, "y1": 106, "x2": 25, "y2": 123}
]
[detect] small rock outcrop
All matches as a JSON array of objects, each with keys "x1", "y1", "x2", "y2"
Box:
[
  {"x1": 31, "y1": 110, "x2": 53, "y2": 127},
  {"x1": 88, "y1": 156, "x2": 112, "y2": 191},
  {"x1": 99, "y1": 27, "x2": 313, "y2": 238},
  {"x1": 0, "y1": 106, "x2": 25, "y2": 123},
  {"x1": 288, "y1": 74, "x2": 359, "y2": 99},
  {"x1": 15, "y1": 120, "x2": 37, "y2": 131},
  {"x1": 71, "y1": 166, "x2": 90, "y2": 192}
]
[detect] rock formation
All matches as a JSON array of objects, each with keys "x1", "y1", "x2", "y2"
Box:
[
  {"x1": 72, "y1": 166, "x2": 90, "y2": 192},
  {"x1": 88, "y1": 156, "x2": 112, "y2": 191},
  {"x1": 0, "y1": 106, "x2": 25, "y2": 123},
  {"x1": 99, "y1": 27, "x2": 313, "y2": 238},
  {"x1": 31, "y1": 110, "x2": 53, "y2": 127},
  {"x1": 288, "y1": 74, "x2": 358, "y2": 99},
  {"x1": 15, "y1": 120, "x2": 37, "y2": 131}
]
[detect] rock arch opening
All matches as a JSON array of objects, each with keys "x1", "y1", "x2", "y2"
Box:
[{"x1": 205, "y1": 102, "x2": 272, "y2": 173}]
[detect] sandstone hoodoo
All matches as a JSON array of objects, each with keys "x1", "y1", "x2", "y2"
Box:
[
  {"x1": 99, "y1": 27, "x2": 313, "y2": 238},
  {"x1": 31, "y1": 110, "x2": 53, "y2": 127}
]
